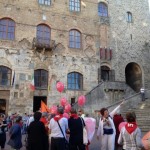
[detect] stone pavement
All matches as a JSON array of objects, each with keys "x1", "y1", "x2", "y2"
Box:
[
  {"x1": 5, "y1": 131, "x2": 100, "y2": 150},
  {"x1": 4, "y1": 130, "x2": 146, "y2": 150}
]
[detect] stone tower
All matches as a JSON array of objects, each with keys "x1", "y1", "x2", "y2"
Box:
[{"x1": 0, "y1": 0, "x2": 149, "y2": 114}]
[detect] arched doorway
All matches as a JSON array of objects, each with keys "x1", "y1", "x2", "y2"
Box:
[
  {"x1": 101, "y1": 66, "x2": 110, "y2": 81},
  {"x1": 125, "y1": 63, "x2": 142, "y2": 92}
]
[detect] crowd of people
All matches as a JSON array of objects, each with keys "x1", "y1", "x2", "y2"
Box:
[{"x1": 0, "y1": 103, "x2": 146, "y2": 150}]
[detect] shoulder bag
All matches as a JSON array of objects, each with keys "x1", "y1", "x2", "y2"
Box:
[
  {"x1": 80, "y1": 117, "x2": 88, "y2": 145},
  {"x1": 57, "y1": 120, "x2": 69, "y2": 150}
]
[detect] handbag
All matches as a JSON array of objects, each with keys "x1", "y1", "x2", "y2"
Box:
[
  {"x1": 57, "y1": 121, "x2": 69, "y2": 150},
  {"x1": 103, "y1": 128, "x2": 114, "y2": 135},
  {"x1": 80, "y1": 117, "x2": 88, "y2": 145}
]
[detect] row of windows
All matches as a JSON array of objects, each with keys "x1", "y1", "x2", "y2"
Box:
[
  {"x1": 0, "y1": 12, "x2": 133, "y2": 48},
  {"x1": 0, "y1": 18, "x2": 81, "y2": 49},
  {"x1": 38, "y1": 0, "x2": 133, "y2": 22},
  {"x1": 38, "y1": 0, "x2": 108, "y2": 15},
  {"x1": 0, "y1": 66, "x2": 83, "y2": 90}
]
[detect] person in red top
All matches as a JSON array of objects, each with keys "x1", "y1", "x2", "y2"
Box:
[
  {"x1": 113, "y1": 113, "x2": 124, "y2": 150},
  {"x1": 40, "y1": 112, "x2": 49, "y2": 133}
]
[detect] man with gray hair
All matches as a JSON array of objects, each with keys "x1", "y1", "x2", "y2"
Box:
[{"x1": 48, "y1": 106, "x2": 68, "y2": 150}]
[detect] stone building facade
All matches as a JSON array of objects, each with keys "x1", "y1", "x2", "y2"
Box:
[{"x1": 0, "y1": 0, "x2": 150, "y2": 114}]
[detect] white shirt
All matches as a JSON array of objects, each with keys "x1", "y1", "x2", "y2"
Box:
[
  {"x1": 49, "y1": 117, "x2": 68, "y2": 138},
  {"x1": 140, "y1": 88, "x2": 144, "y2": 93},
  {"x1": 26, "y1": 116, "x2": 34, "y2": 126}
]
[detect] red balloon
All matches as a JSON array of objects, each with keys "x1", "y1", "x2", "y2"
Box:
[
  {"x1": 60, "y1": 97, "x2": 67, "y2": 106},
  {"x1": 119, "y1": 122, "x2": 127, "y2": 132},
  {"x1": 64, "y1": 103, "x2": 71, "y2": 113},
  {"x1": 50, "y1": 105, "x2": 57, "y2": 114},
  {"x1": 78, "y1": 95, "x2": 86, "y2": 106},
  {"x1": 56, "y1": 82, "x2": 64, "y2": 93},
  {"x1": 63, "y1": 113, "x2": 69, "y2": 119}
]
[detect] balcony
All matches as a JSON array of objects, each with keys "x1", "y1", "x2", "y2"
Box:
[
  {"x1": 32, "y1": 38, "x2": 56, "y2": 51},
  {"x1": 99, "y1": 16, "x2": 110, "y2": 25}
]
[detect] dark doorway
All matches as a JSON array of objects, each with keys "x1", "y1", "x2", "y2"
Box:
[
  {"x1": 101, "y1": 66, "x2": 110, "y2": 81},
  {"x1": 33, "y1": 96, "x2": 47, "y2": 112},
  {"x1": 125, "y1": 62, "x2": 142, "y2": 92},
  {"x1": 71, "y1": 98, "x2": 75, "y2": 106},
  {"x1": 0, "y1": 99, "x2": 6, "y2": 114}
]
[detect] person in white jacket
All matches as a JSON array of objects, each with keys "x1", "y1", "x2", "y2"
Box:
[{"x1": 97, "y1": 103, "x2": 123, "y2": 150}]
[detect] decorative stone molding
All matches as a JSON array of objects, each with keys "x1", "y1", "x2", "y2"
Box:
[
  {"x1": 34, "y1": 63, "x2": 48, "y2": 71},
  {"x1": 84, "y1": 46, "x2": 95, "y2": 58},
  {"x1": 0, "y1": 57, "x2": 12, "y2": 68},
  {"x1": 0, "y1": 49, "x2": 7, "y2": 57},
  {"x1": 85, "y1": 35, "x2": 94, "y2": 46},
  {"x1": 54, "y1": 43, "x2": 65, "y2": 53},
  {"x1": 34, "y1": 50, "x2": 48, "y2": 62},
  {"x1": 98, "y1": 0, "x2": 108, "y2": 5},
  {"x1": 68, "y1": 64, "x2": 83, "y2": 74},
  {"x1": 18, "y1": 38, "x2": 32, "y2": 50}
]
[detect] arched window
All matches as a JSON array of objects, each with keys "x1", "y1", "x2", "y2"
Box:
[
  {"x1": 69, "y1": 0, "x2": 80, "y2": 12},
  {"x1": 69, "y1": 29, "x2": 81, "y2": 49},
  {"x1": 67, "y1": 72, "x2": 83, "y2": 90},
  {"x1": 98, "y1": 2, "x2": 108, "y2": 17},
  {"x1": 127, "y1": 12, "x2": 132, "y2": 23},
  {"x1": 0, "y1": 66, "x2": 11, "y2": 86},
  {"x1": 34, "y1": 69, "x2": 48, "y2": 89},
  {"x1": 36, "y1": 24, "x2": 51, "y2": 46},
  {"x1": 0, "y1": 18, "x2": 15, "y2": 40},
  {"x1": 38, "y1": 0, "x2": 51, "y2": 5}
]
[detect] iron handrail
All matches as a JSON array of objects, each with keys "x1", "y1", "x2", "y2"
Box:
[
  {"x1": 106, "y1": 88, "x2": 150, "y2": 109},
  {"x1": 85, "y1": 81, "x2": 104, "y2": 96}
]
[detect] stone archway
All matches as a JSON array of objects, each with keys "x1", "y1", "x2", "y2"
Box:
[{"x1": 125, "y1": 62, "x2": 142, "y2": 92}]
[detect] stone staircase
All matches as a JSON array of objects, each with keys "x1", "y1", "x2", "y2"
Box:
[{"x1": 122, "y1": 100, "x2": 150, "y2": 133}]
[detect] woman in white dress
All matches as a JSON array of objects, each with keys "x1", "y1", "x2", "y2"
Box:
[{"x1": 97, "y1": 103, "x2": 123, "y2": 150}]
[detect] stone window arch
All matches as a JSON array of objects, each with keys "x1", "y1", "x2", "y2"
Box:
[
  {"x1": 0, "y1": 66, "x2": 12, "y2": 86},
  {"x1": 126, "y1": 12, "x2": 132, "y2": 23},
  {"x1": 69, "y1": 0, "x2": 81, "y2": 12},
  {"x1": 34, "y1": 69, "x2": 48, "y2": 89},
  {"x1": 36, "y1": 24, "x2": 51, "y2": 47},
  {"x1": 0, "y1": 18, "x2": 15, "y2": 40},
  {"x1": 69, "y1": 29, "x2": 81, "y2": 49},
  {"x1": 98, "y1": 2, "x2": 108, "y2": 17},
  {"x1": 67, "y1": 72, "x2": 83, "y2": 90}
]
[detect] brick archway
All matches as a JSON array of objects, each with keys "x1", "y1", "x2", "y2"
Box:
[{"x1": 125, "y1": 62, "x2": 142, "y2": 92}]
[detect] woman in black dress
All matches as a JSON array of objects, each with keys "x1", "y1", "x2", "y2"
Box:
[
  {"x1": 0, "y1": 114, "x2": 7, "y2": 150},
  {"x1": 27, "y1": 112, "x2": 49, "y2": 150}
]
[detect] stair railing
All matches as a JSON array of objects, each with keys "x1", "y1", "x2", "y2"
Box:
[
  {"x1": 85, "y1": 81, "x2": 104, "y2": 96},
  {"x1": 106, "y1": 88, "x2": 150, "y2": 109}
]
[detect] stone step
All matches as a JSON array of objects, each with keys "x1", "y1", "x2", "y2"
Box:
[{"x1": 121, "y1": 100, "x2": 150, "y2": 133}]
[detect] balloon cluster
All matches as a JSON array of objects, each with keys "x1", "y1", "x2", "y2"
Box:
[{"x1": 55, "y1": 81, "x2": 86, "y2": 117}]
